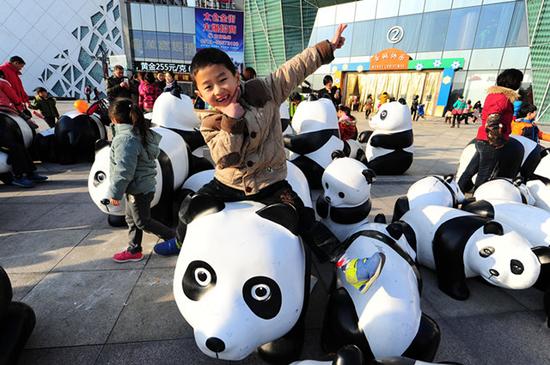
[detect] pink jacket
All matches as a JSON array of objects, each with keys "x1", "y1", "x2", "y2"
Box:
[
  {"x1": 0, "y1": 62, "x2": 28, "y2": 105},
  {"x1": 0, "y1": 78, "x2": 22, "y2": 112},
  {"x1": 138, "y1": 82, "x2": 160, "y2": 111}
]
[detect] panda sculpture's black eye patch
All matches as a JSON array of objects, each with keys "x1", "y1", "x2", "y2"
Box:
[
  {"x1": 479, "y1": 246, "x2": 495, "y2": 258},
  {"x1": 380, "y1": 110, "x2": 387, "y2": 120},
  {"x1": 243, "y1": 276, "x2": 281, "y2": 319},
  {"x1": 338, "y1": 192, "x2": 345, "y2": 198},
  {"x1": 183, "y1": 261, "x2": 217, "y2": 301}
]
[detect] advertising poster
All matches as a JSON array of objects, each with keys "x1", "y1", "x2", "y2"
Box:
[{"x1": 195, "y1": 8, "x2": 244, "y2": 71}]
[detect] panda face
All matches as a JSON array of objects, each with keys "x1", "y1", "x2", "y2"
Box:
[
  {"x1": 465, "y1": 229, "x2": 540, "y2": 289},
  {"x1": 369, "y1": 101, "x2": 412, "y2": 133},
  {"x1": 173, "y1": 201, "x2": 305, "y2": 361},
  {"x1": 87, "y1": 146, "x2": 126, "y2": 215},
  {"x1": 322, "y1": 158, "x2": 372, "y2": 208},
  {"x1": 291, "y1": 98, "x2": 338, "y2": 134}
]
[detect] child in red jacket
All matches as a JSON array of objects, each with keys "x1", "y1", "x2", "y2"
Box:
[
  {"x1": 138, "y1": 72, "x2": 161, "y2": 112},
  {"x1": 337, "y1": 104, "x2": 358, "y2": 141}
]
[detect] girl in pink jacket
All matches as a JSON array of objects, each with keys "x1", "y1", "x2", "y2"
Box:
[{"x1": 138, "y1": 72, "x2": 161, "y2": 112}]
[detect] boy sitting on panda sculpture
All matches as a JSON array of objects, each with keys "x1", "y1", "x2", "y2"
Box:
[{"x1": 154, "y1": 24, "x2": 385, "y2": 289}]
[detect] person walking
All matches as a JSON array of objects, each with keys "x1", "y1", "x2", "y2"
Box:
[
  {"x1": 451, "y1": 96, "x2": 466, "y2": 128},
  {"x1": 364, "y1": 94, "x2": 373, "y2": 119},
  {"x1": 84, "y1": 85, "x2": 92, "y2": 103},
  {"x1": 107, "y1": 98, "x2": 176, "y2": 263},
  {"x1": 410, "y1": 95, "x2": 419, "y2": 121}
]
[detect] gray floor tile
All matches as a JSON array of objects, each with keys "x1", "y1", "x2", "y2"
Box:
[
  {"x1": 18, "y1": 345, "x2": 101, "y2": 365},
  {"x1": 24, "y1": 270, "x2": 140, "y2": 348},
  {"x1": 9, "y1": 272, "x2": 46, "y2": 301}
]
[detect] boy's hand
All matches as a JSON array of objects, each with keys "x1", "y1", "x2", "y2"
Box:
[
  {"x1": 110, "y1": 198, "x2": 120, "y2": 206},
  {"x1": 331, "y1": 24, "x2": 347, "y2": 50},
  {"x1": 217, "y1": 86, "x2": 245, "y2": 119}
]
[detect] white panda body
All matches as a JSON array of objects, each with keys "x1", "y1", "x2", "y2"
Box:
[
  {"x1": 335, "y1": 223, "x2": 421, "y2": 357},
  {"x1": 302, "y1": 135, "x2": 345, "y2": 170},
  {"x1": 173, "y1": 201, "x2": 305, "y2": 361},
  {"x1": 88, "y1": 127, "x2": 189, "y2": 216},
  {"x1": 407, "y1": 176, "x2": 464, "y2": 210},
  {"x1": 401, "y1": 205, "x2": 540, "y2": 289},
  {"x1": 151, "y1": 92, "x2": 199, "y2": 131},
  {"x1": 526, "y1": 179, "x2": 550, "y2": 211},
  {"x1": 474, "y1": 178, "x2": 535, "y2": 205}
]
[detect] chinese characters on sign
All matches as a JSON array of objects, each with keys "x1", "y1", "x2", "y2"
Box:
[
  {"x1": 195, "y1": 8, "x2": 244, "y2": 66},
  {"x1": 369, "y1": 48, "x2": 411, "y2": 71},
  {"x1": 134, "y1": 62, "x2": 191, "y2": 73}
]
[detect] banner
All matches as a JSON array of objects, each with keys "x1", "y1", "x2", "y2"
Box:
[{"x1": 195, "y1": 8, "x2": 244, "y2": 69}]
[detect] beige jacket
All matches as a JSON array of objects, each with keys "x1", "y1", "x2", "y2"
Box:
[{"x1": 200, "y1": 40, "x2": 335, "y2": 195}]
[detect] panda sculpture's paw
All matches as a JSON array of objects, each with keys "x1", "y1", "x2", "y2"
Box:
[{"x1": 438, "y1": 280, "x2": 470, "y2": 301}]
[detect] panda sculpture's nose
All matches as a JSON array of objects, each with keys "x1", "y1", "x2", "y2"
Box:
[
  {"x1": 489, "y1": 269, "x2": 500, "y2": 277},
  {"x1": 325, "y1": 196, "x2": 331, "y2": 203},
  {"x1": 206, "y1": 337, "x2": 225, "y2": 353}
]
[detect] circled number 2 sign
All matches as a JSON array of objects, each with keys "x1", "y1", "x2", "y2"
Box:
[{"x1": 387, "y1": 26, "x2": 404, "y2": 44}]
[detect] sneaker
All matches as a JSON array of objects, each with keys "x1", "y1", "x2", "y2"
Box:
[
  {"x1": 27, "y1": 172, "x2": 48, "y2": 182},
  {"x1": 154, "y1": 238, "x2": 180, "y2": 256},
  {"x1": 113, "y1": 250, "x2": 144, "y2": 263},
  {"x1": 11, "y1": 176, "x2": 34, "y2": 188},
  {"x1": 337, "y1": 252, "x2": 386, "y2": 294}
]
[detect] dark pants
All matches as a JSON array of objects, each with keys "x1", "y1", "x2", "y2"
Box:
[
  {"x1": 126, "y1": 192, "x2": 176, "y2": 253},
  {"x1": 0, "y1": 135, "x2": 35, "y2": 177},
  {"x1": 474, "y1": 140, "x2": 502, "y2": 190},
  {"x1": 411, "y1": 109, "x2": 417, "y2": 121},
  {"x1": 365, "y1": 109, "x2": 372, "y2": 119},
  {"x1": 452, "y1": 114, "x2": 462, "y2": 127},
  {"x1": 44, "y1": 117, "x2": 56, "y2": 128},
  {"x1": 176, "y1": 179, "x2": 315, "y2": 244}
]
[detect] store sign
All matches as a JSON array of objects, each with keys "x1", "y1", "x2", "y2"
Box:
[
  {"x1": 134, "y1": 62, "x2": 191, "y2": 73},
  {"x1": 369, "y1": 48, "x2": 410, "y2": 71},
  {"x1": 387, "y1": 26, "x2": 404, "y2": 44},
  {"x1": 195, "y1": 8, "x2": 244, "y2": 66}
]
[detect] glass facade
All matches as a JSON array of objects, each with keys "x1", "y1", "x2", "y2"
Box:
[{"x1": 306, "y1": 0, "x2": 531, "y2": 115}]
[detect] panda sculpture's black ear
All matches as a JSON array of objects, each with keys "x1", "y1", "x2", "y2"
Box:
[
  {"x1": 374, "y1": 213, "x2": 386, "y2": 224},
  {"x1": 95, "y1": 139, "x2": 110, "y2": 152},
  {"x1": 483, "y1": 221, "x2": 504, "y2": 236},
  {"x1": 533, "y1": 246, "x2": 550, "y2": 265},
  {"x1": 180, "y1": 194, "x2": 225, "y2": 224},
  {"x1": 332, "y1": 345, "x2": 364, "y2": 365},
  {"x1": 256, "y1": 203, "x2": 299, "y2": 235},
  {"x1": 331, "y1": 150, "x2": 346, "y2": 160},
  {"x1": 444, "y1": 174, "x2": 455, "y2": 183},
  {"x1": 362, "y1": 169, "x2": 376, "y2": 184}
]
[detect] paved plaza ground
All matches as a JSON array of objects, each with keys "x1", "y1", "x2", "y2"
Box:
[{"x1": 2, "y1": 102, "x2": 550, "y2": 364}]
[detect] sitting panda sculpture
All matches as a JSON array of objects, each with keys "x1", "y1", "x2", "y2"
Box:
[
  {"x1": 392, "y1": 175, "x2": 465, "y2": 222},
  {"x1": 284, "y1": 98, "x2": 353, "y2": 189},
  {"x1": 0, "y1": 110, "x2": 35, "y2": 184},
  {"x1": 400, "y1": 205, "x2": 542, "y2": 301},
  {"x1": 360, "y1": 101, "x2": 414, "y2": 175},
  {"x1": 456, "y1": 135, "x2": 542, "y2": 192},
  {"x1": 173, "y1": 196, "x2": 309, "y2": 364},
  {"x1": 88, "y1": 126, "x2": 189, "y2": 227},
  {"x1": 290, "y1": 345, "x2": 462, "y2": 365}
]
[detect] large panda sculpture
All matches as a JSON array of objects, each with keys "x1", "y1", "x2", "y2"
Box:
[
  {"x1": 473, "y1": 178, "x2": 535, "y2": 205},
  {"x1": 456, "y1": 135, "x2": 542, "y2": 192},
  {"x1": 173, "y1": 196, "x2": 308, "y2": 364},
  {"x1": 291, "y1": 345, "x2": 462, "y2": 365},
  {"x1": 525, "y1": 151, "x2": 550, "y2": 211},
  {"x1": 392, "y1": 175, "x2": 465, "y2": 222},
  {"x1": 0, "y1": 110, "x2": 35, "y2": 184},
  {"x1": 400, "y1": 205, "x2": 542, "y2": 301},
  {"x1": 321, "y1": 221, "x2": 440, "y2": 362},
  {"x1": 360, "y1": 101, "x2": 414, "y2": 175},
  {"x1": 88, "y1": 126, "x2": 189, "y2": 226},
  {"x1": 284, "y1": 98, "x2": 352, "y2": 189},
  {"x1": 151, "y1": 91, "x2": 213, "y2": 174},
  {"x1": 49, "y1": 110, "x2": 107, "y2": 164}
]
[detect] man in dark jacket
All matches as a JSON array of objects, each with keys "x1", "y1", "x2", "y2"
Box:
[
  {"x1": 317, "y1": 75, "x2": 340, "y2": 107},
  {"x1": 106, "y1": 65, "x2": 130, "y2": 101}
]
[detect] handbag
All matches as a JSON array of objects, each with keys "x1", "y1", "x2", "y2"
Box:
[{"x1": 485, "y1": 113, "x2": 505, "y2": 148}]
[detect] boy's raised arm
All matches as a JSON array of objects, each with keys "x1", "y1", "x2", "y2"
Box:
[{"x1": 266, "y1": 24, "x2": 347, "y2": 105}]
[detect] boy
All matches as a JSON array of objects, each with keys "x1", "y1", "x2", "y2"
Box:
[
  {"x1": 30, "y1": 87, "x2": 59, "y2": 128},
  {"x1": 512, "y1": 103, "x2": 550, "y2": 143},
  {"x1": 154, "y1": 25, "x2": 384, "y2": 286}
]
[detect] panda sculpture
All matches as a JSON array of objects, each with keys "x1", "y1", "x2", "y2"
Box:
[
  {"x1": 51, "y1": 110, "x2": 107, "y2": 164},
  {"x1": 400, "y1": 205, "x2": 542, "y2": 301},
  {"x1": 473, "y1": 178, "x2": 535, "y2": 205},
  {"x1": 456, "y1": 135, "x2": 542, "y2": 192},
  {"x1": 361, "y1": 101, "x2": 414, "y2": 175},
  {"x1": 0, "y1": 110, "x2": 35, "y2": 184},
  {"x1": 290, "y1": 345, "x2": 462, "y2": 365},
  {"x1": 321, "y1": 220, "x2": 440, "y2": 362},
  {"x1": 392, "y1": 175, "x2": 465, "y2": 222},
  {"x1": 88, "y1": 126, "x2": 189, "y2": 226},
  {"x1": 173, "y1": 196, "x2": 308, "y2": 364},
  {"x1": 525, "y1": 151, "x2": 550, "y2": 212},
  {"x1": 284, "y1": 98, "x2": 352, "y2": 189},
  {"x1": 151, "y1": 91, "x2": 213, "y2": 174}
]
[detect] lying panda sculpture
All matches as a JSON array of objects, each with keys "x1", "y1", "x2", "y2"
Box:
[
  {"x1": 456, "y1": 135, "x2": 542, "y2": 192},
  {"x1": 473, "y1": 178, "x2": 535, "y2": 205},
  {"x1": 525, "y1": 152, "x2": 550, "y2": 212},
  {"x1": 173, "y1": 196, "x2": 308, "y2": 363},
  {"x1": 392, "y1": 175, "x2": 465, "y2": 222},
  {"x1": 0, "y1": 110, "x2": 35, "y2": 184},
  {"x1": 359, "y1": 101, "x2": 414, "y2": 175},
  {"x1": 88, "y1": 126, "x2": 189, "y2": 226},
  {"x1": 400, "y1": 205, "x2": 542, "y2": 301},
  {"x1": 290, "y1": 345, "x2": 462, "y2": 365},
  {"x1": 284, "y1": 98, "x2": 353, "y2": 189}
]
